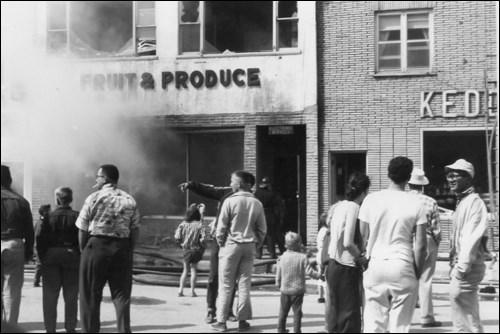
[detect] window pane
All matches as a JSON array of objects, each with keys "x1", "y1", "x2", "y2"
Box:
[
  {"x1": 408, "y1": 14, "x2": 429, "y2": 28},
  {"x1": 205, "y1": 1, "x2": 272, "y2": 54},
  {"x1": 379, "y1": 15, "x2": 400, "y2": 31},
  {"x1": 180, "y1": 1, "x2": 200, "y2": 23},
  {"x1": 137, "y1": 8, "x2": 155, "y2": 26},
  {"x1": 408, "y1": 28, "x2": 428, "y2": 40},
  {"x1": 137, "y1": 27, "x2": 156, "y2": 56},
  {"x1": 379, "y1": 30, "x2": 400, "y2": 41},
  {"x1": 138, "y1": 1, "x2": 155, "y2": 10},
  {"x1": 278, "y1": 1, "x2": 297, "y2": 18},
  {"x1": 180, "y1": 24, "x2": 200, "y2": 52},
  {"x1": 379, "y1": 43, "x2": 400, "y2": 57},
  {"x1": 278, "y1": 20, "x2": 298, "y2": 48},
  {"x1": 70, "y1": 1, "x2": 133, "y2": 57},
  {"x1": 48, "y1": 2, "x2": 66, "y2": 30},
  {"x1": 48, "y1": 31, "x2": 67, "y2": 52},
  {"x1": 408, "y1": 41, "x2": 430, "y2": 68},
  {"x1": 379, "y1": 58, "x2": 401, "y2": 69}
]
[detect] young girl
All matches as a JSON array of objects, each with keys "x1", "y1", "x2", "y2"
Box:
[
  {"x1": 175, "y1": 203, "x2": 206, "y2": 297},
  {"x1": 316, "y1": 213, "x2": 329, "y2": 303}
]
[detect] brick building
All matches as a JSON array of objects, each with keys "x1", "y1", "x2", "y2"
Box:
[
  {"x1": 1, "y1": 2, "x2": 318, "y2": 245},
  {"x1": 317, "y1": 1, "x2": 498, "y2": 251}
]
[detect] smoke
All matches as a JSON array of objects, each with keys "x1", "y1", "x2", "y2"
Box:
[{"x1": 1, "y1": 2, "x2": 178, "y2": 214}]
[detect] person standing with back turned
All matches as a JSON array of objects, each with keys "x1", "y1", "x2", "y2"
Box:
[{"x1": 76, "y1": 164, "x2": 140, "y2": 333}]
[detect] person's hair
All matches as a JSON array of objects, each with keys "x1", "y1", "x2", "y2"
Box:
[
  {"x1": 408, "y1": 183, "x2": 424, "y2": 191},
  {"x1": 1, "y1": 165, "x2": 12, "y2": 188},
  {"x1": 388, "y1": 156, "x2": 413, "y2": 184},
  {"x1": 345, "y1": 172, "x2": 371, "y2": 201},
  {"x1": 232, "y1": 170, "x2": 256, "y2": 187},
  {"x1": 38, "y1": 204, "x2": 51, "y2": 217},
  {"x1": 318, "y1": 212, "x2": 328, "y2": 231},
  {"x1": 184, "y1": 203, "x2": 201, "y2": 222},
  {"x1": 285, "y1": 232, "x2": 302, "y2": 251},
  {"x1": 99, "y1": 164, "x2": 119, "y2": 183},
  {"x1": 55, "y1": 187, "x2": 73, "y2": 205}
]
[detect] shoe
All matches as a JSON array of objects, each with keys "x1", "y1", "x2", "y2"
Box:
[
  {"x1": 178, "y1": 292, "x2": 184, "y2": 297},
  {"x1": 205, "y1": 312, "x2": 216, "y2": 324},
  {"x1": 33, "y1": 283, "x2": 41, "y2": 287},
  {"x1": 238, "y1": 320, "x2": 251, "y2": 332},
  {"x1": 317, "y1": 297, "x2": 325, "y2": 303},
  {"x1": 421, "y1": 321, "x2": 442, "y2": 328},
  {"x1": 211, "y1": 322, "x2": 227, "y2": 332},
  {"x1": 227, "y1": 313, "x2": 237, "y2": 322},
  {"x1": 415, "y1": 302, "x2": 420, "y2": 308}
]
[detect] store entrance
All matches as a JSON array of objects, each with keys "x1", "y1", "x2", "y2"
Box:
[
  {"x1": 257, "y1": 125, "x2": 306, "y2": 244},
  {"x1": 330, "y1": 152, "x2": 367, "y2": 204}
]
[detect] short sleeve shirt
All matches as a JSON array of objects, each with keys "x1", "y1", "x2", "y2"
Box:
[
  {"x1": 359, "y1": 189, "x2": 426, "y2": 263},
  {"x1": 76, "y1": 184, "x2": 140, "y2": 238}
]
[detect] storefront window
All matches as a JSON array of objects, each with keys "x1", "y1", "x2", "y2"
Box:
[
  {"x1": 423, "y1": 130, "x2": 493, "y2": 210},
  {"x1": 47, "y1": 1, "x2": 157, "y2": 57},
  {"x1": 179, "y1": 1, "x2": 299, "y2": 54}
]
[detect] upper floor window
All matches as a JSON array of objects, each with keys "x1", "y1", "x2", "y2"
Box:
[
  {"x1": 179, "y1": 1, "x2": 298, "y2": 55},
  {"x1": 47, "y1": 1, "x2": 156, "y2": 58},
  {"x1": 376, "y1": 11, "x2": 432, "y2": 73}
]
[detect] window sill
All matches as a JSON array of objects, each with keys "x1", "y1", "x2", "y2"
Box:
[
  {"x1": 176, "y1": 49, "x2": 302, "y2": 60},
  {"x1": 373, "y1": 71, "x2": 437, "y2": 78},
  {"x1": 67, "y1": 55, "x2": 159, "y2": 62}
]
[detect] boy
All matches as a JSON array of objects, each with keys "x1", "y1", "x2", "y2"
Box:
[{"x1": 276, "y1": 232, "x2": 319, "y2": 333}]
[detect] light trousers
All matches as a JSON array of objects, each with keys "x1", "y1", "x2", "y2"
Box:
[
  {"x1": 450, "y1": 263, "x2": 486, "y2": 333},
  {"x1": 418, "y1": 236, "x2": 439, "y2": 324},
  {"x1": 1, "y1": 239, "x2": 25, "y2": 325},
  {"x1": 217, "y1": 242, "x2": 254, "y2": 323},
  {"x1": 363, "y1": 258, "x2": 418, "y2": 333}
]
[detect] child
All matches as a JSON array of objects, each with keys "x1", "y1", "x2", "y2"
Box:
[
  {"x1": 276, "y1": 232, "x2": 320, "y2": 333},
  {"x1": 315, "y1": 213, "x2": 329, "y2": 303},
  {"x1": 174, "y1": 203, "x2": 206, "y2": 297},
  {"x1": 34, "y1": 204, "x2": 51, "y2": 287}
]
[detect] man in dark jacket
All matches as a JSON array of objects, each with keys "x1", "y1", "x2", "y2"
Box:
[
  {"x1": 36, "y1": 187, "x2": 80, "y2": 333},
  {"x1": 254, "y1": 177, "x2": 285, "y2": 259},
  {"x1": 1, "y1": 165, "x2": 34, "y2": 325},
  {"x1": 179, "y1": 180, "x2": 237, "y2": 324}
]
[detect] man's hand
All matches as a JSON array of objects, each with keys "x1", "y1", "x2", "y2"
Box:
[{"x1": 178, "y1": 182, "x2": 189, "y2": 192}]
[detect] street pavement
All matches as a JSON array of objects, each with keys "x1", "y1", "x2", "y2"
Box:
[{"x1": 12, "y1": 262, "x2": 500, "y2": 333}]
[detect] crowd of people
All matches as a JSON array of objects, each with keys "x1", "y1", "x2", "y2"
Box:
[{"x1": 0, "y1": 155, "x2": 491, "y2": 333}]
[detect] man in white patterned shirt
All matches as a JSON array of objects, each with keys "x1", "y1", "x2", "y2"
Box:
[{"x1": 408, "y1": 168, "x2": 441, "y2": 328}]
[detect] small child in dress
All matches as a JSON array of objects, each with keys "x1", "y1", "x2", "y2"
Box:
[
  {"x1": 175, "y1": 203, "x2": 206, "y2": 297},
  {"x1": 276, "y1": 232, "x2": 320, "y2": 333}
]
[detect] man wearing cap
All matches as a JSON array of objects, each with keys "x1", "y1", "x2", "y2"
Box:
[
  {"x1": 1, "y1": 165, "x2": 34, "y2": 325},
  {"x1": 76, "y1": 164, "x2": 140, "y2": 333},
  {"x1": 254, "y1": 177, "x2": 285, "y2": 259},
  {"x1": 445, "y1": 159, "x2": 489, "y2": 333},
  {"x1": 408, "y1": 168, "x2": 442, "y2": 328}
]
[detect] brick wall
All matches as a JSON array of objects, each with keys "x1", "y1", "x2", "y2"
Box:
[{"x1": 317, "y1": 1, "x2": 497, "y2": 245}]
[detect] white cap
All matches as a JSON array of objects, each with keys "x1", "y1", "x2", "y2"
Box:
[
  {"x1": 409, "y1": 168, "x2": 429, "y2": 186},
  {"x1": 445, "y1": 159, "x2": 475, "y2": 178}
]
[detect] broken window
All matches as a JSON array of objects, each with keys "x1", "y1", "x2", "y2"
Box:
[
  {"x1": 179, "y1": 1, "x2": 299, "y2": 55},
  {"x1": 47, "y1": 1, "x2": 156, "y2": 57}
]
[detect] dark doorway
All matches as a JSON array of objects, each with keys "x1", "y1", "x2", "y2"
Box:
[
  {"x1": 330, "y1": 152, "x2": 367, "y2": 204},
  {"x1": 257, "y1": 125, "x2": 306, "y2": 244}
]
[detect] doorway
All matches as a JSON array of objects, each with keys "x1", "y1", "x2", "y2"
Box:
[
  {"x1": 257, "y1": 125, "x2": 306, "y2": 244},
  {"x1": 330, "y1": 152, "x2": 367, "y2": 204}
]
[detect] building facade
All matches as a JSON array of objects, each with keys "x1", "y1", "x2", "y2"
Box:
[
  {"x1": 1, "y1": 1, "x2": 318, "y2": 245},
  {"x1": 317, "y1": 1, "x2": 498, "y2": 252}
]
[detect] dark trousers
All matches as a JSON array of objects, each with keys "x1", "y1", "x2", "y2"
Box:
[
  {"x1": 79, "y1": 237, "x2": 132, "y2": 333},
  {"x1": 207, "y1": 241, "x2": 235, "y2": 315},
  {"x1": 256, "y1": 222, "x2": 285, "y2": 259},
  {"x1": 278, "y1": 293, "x2": 303, "y2": 333},
  {"x1": 42, "y1": 247, "x2": 80, "y2": 332},
  {"x1": 325, "y1": 259, "x2": 362, "y2": 333},
  {"x1": 34, "y1": 255, "x2": 42, "y2": 285}
]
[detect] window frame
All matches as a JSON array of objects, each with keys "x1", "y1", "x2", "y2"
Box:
[
  {"x1": 178, "y1": 1, "x2": 300, "y2": 56},
  {"x1": 375, "y1": 10, "x2": 433, "y2": 74},
  {"x1": 46, "y1": 1, "x2": 157, "y2": 58}
]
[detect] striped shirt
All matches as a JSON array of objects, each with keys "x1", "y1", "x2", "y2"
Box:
[
  {"x1": 175, "y1": 220, "x2": 206, "y2": 251},
  {"x1": 76, "y1": 184, "x2": 140, "y2": 238}
]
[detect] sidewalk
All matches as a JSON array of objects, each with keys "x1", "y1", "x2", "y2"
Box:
[{"x1": 14, "y1": 269, "x2": 499, "y2": 333}]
